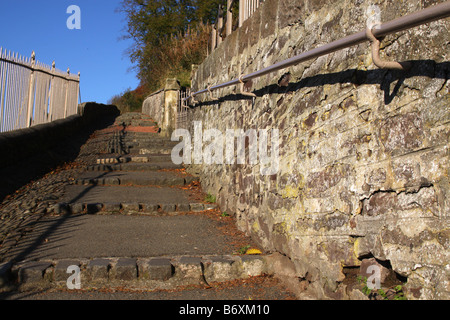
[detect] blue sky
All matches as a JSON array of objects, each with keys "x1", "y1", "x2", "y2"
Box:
[{"x1": 0, "y1": 0, "x2": 139, "y2": 104}]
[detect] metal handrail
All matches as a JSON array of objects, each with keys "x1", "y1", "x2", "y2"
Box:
[{"x1": 187, "y1": 1, "x2": 450, "y2": 102}]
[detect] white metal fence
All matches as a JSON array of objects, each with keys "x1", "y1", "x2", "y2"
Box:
[
  {"x1": 0, "y1": 48, "x2": 80, "y2": 133},
  {"x1": 239, "y1": 0, "x2": 262, "y2": 26},
  {"x1": 210, "y1": 0, "x2": 263, "y2": 52}
]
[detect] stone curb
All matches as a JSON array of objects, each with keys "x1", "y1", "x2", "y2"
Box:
[
  {"x1": 96, "y1": 154, "x2": 175, "y2": 165},
  {"x1": 1, "y1": 255, "x2": 270, "y2": 290},
  {"x1": 73, "y1": 175, "x2": 198, "y2": 187},
  {"x1": 85, "y1": 162, "x2": 183, "y2": 172},
  {"x1": 51, "y1": 202, "x2": 218, "y2": 215}
]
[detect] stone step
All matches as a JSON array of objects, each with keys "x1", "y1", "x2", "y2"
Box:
[
  {"x1": 126, "y1": 145, "x2": 177, "y2": 154},
  {"x1": 1, "y1": 213, "x2": 243, "y2": 266},
  {"x1": 122, "y1": 131, "x2": 162, "y2": 137},
  {"x1": 86, "y1": 162, "x2": 183, "y2": 172},
  {"x1": 121, "y1": 136, "x2": 176, "y2": 143},
  {"x1": 73, "y1": 171, "x2": 197, "y2": 187},
  {"x1": 96, "y1": 153, "x2": 173, "y2": 164},
  {"x1": 123, "y1": 131, "x2": 165, "y2": 136},
  {"x1": 2, "y1": 254, "x2": 268, "y2": 291},
  {"x1": 54, "y1": 201, "x2": 215, "y2": 215},
  {"x1": 136, "y1": 147, "x2": 172, "y2": 155},
  {"x1": 129, "y1": 120, "x2": 158, "y2": 127},
  {"x1": 58, "y1": 185, "x2": 215, "y2": 214}
]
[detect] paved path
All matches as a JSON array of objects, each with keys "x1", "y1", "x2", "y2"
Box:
[{"x1": 0, "y1": 112, "x2": 295, "y2": 301}]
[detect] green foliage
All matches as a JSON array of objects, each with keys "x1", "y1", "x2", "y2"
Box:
[
  {"x1": 357, "y1": 275, "x2": 407, "y2": 300},
  {"x1": 108, "y1": 85, "x2": 147, "y2": 114},
  {"x1": 392, "y1": 285, "x2": 407, "y2": 300},
  {"x1": 239, "y1": 245, "x2": 251, "y2": 255},
  {"x1": 120, "y1": 0, "x2": 221, "y2": 46},
  {"x1": 221, "y1": 211, "x2": 229, "y2": 217},
  {"x1": 118, "y1": 0, "x2": 223, "y2": 92},
  {"x1": 357, "y1": 276, "x2": 373, "y2": 296},
  {"x1": 204, "y1": 193, "x2": 216, "y2": 203}
]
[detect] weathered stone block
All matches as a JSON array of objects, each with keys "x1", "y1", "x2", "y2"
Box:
[
  {"x1": 238, "y1": 18, "x2": 252, "y2": 55},
  {"x1": 161, "y1": 204, "x2": 176, "y2": 213},
  {"x1": 260, "y1": 0, "x2": 278, "y2": 38},
  {"x1": 54, "y1": 260, "x2": 81, "y2": 282},
  {"x1": 360, "y1": 258, "x2": 392, "y2": 284},
  {"x1": 190, "y1": 203, "x2": 204, "y2": 212},
  {"x1": 104, "y1": 177, "x2": 120, "y2": 185},
  {"x1": 121, "y1": 203, "x2": 140, "y2": 212},
  {"x1": 103, "y1": 202, "x2": 121, "y2": 212},
  {"x1": 53, "y1": 203, "x2": 69, "y2": 215},
  {"x1": 379, "y1": 113, "x2": 424, "y2": 156},
  {"x1": 141, "y1": 203, "x2": 159, "y2": 213},
  {"x1": 85, "y1": 258, "x2": 110, "y2": 281},
  {"x1": 110, "y1": 258, "x2": 137, "y2": 281},
  {"x1": 18, "y1": 261, "x2": 53, "y2": 283},
  {"x1": 86, "y1": 203, "x2": 102, "y2": 214},
  {"x1": 203, "y1": 256, "x2": 239, "y2": 283},
  {"x1": 278, "y1": 0, "x2": 306, "y2": 29},
  {"x1": 249, "y1": 6, "x2": 261, "y2": 48},
  {"x1": 241, "y1": 255, "x2": 267, "y2": 277},
  {"x1": 174, "y1": 257, "x2": 203, "y2": 284},
  {"x1": 176, "y1": 203, "x2": 190, "y2": 212},
  {"x1": 69, "y1": 203, "x2": 84, "y2": 214},
  {"x1": 141, "y1": 258, "x2": 174, "y2": 281}
]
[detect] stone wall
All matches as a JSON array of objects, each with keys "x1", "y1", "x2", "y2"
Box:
[
  {"x1": 142, "y1": 79, "x2": 181, "y2": 137},
  {"x1": 142, "y1": 89, "x2": 164, "y2": 127},
  {"x1": 184, "y1": 0, "x2": 449, "y2": 299},
  {"x1": 0, "y1": 102, "x2": 119, "y2": 168},
  {"x1": 0, "y1": 102, "x2": 119, "y2": 201}
]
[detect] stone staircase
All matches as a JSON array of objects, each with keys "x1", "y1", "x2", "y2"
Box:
[{"x1": 0, "y1": 113, "x2": 288, "y2": 298}]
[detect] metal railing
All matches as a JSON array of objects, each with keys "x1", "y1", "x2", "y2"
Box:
[
  {"x1": 193, "y1": 1, "x2": 450, "y2": 103},
  {"x1": 177, "y1": 89, "x2": 191, "y2": 129},
  {"x1": 0, "y1": 49, "x2": 80, "y2": 133}
]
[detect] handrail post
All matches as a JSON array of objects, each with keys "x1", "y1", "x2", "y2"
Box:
[{"x1": 26, "y1": 51, "x2": 36, "y2": 128}]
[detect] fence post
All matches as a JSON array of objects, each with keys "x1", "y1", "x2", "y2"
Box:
[
  {"x1": 64, "y1": 68, "x2": 70, "y2": 118},
  {"x1": 239, "y1": 0, "x2": 244, "y2": 27},
  {"x1": 0, "y1": 47, "x2": 4, "y2": 131},
  {"x1": 26, "y1": 51, "x2": 36, "y2": 128},
  {"x1": 217, "y1": 4, "x2": 224, "y2": 46},
  {"x1": 226, "y1": 0, "x2": 233, "y2": 36},
  {"x1": 245, "y1": 0, "x2": 250, "y2": 22},
  {"x1": 77, "y1": 72, "x2": 81, "y2": 106},
  {"x1": 211, "y1": 24, "x2": 217, "y2": 51},
  {"x1": 48, "y1": 61, "x2": 55, "y2": 122}
]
